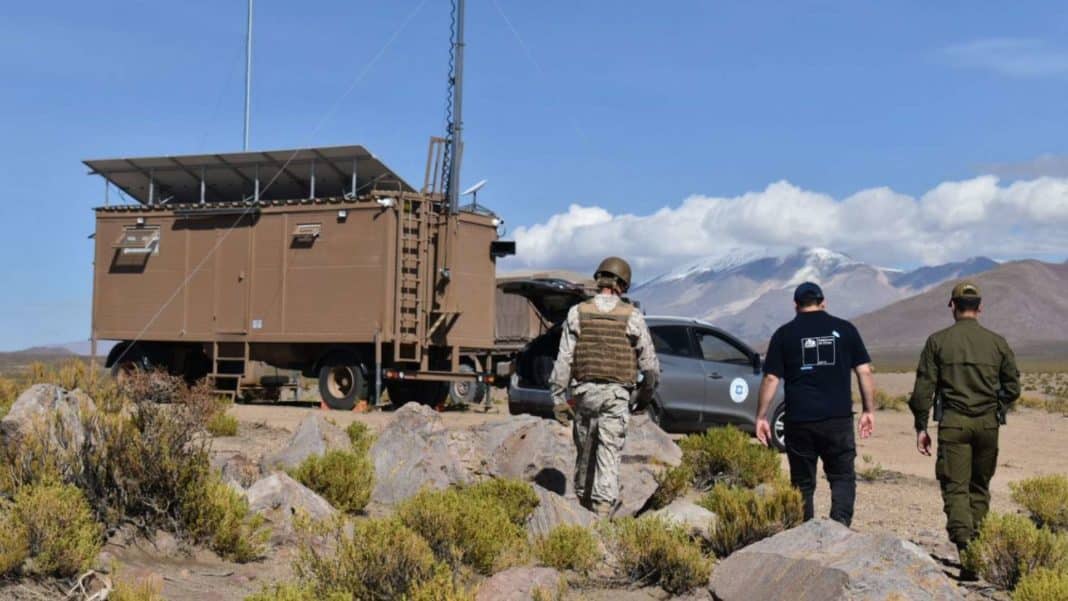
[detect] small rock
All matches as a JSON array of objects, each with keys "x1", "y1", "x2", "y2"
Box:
[
  {"x1": 260, "y1": 415, "x2": 350, "y2": 472},
  {"x1": 246, "y1": 473, "x2": 336, "y2": 541},
  {"x1": 526, "y1": 484, "x2": 598, "y2": 539},
  {"x1": 649, "y1": 500, "x2": 718, "y2": 542},
  {"x1": 369, "y1": 404, "x2": 468, "y2": 505},
  {"x1": 709, "y1": 519, "x2": 964, "y2": 601},
  {"x1": 0, "y1": 383, "x2": 95, "y2": 449},
  {"x1": 475, "y1": 566, "x2": 565, "y2": 601},
  {"x1": 215, "y1": 452, "x2": 261, "y2": 488}
]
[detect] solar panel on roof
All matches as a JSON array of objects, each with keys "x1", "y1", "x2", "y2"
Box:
[{"x1": 84, "y1": 145, "x2": 414, "y2": 205}]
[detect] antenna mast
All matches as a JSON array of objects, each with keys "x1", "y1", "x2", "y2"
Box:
[
  {"x1": 243, "y1": 0, "x2": 254, "y2": 151},
  {"x1": 445, "y1": 0, "x2": 465, "y2": 213}
]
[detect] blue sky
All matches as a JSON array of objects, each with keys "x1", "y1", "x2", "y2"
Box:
[{"x1": 2, "y1": 1, "x2": 1068, "y2": 350}]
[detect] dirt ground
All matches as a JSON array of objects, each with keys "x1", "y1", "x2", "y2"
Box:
[{"x1": 4, "y1": 373, "x2": 1062, "y2": 600}]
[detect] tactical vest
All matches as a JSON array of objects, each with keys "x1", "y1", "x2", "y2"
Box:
[{"x1": 572, "y1": 300, "x2": 637, "y2": 385}]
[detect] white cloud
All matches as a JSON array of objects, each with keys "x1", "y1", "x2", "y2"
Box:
[
  {"x1": 942, "y1": 38, "x2": 1068, "y2": 78},
  {"x1": 504, "y1": 176, "x2": 1068, "y2": 279}
]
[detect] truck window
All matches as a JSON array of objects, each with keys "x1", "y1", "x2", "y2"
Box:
[
  {"x1": 695, "y1": 330, "x2": 750, "y2": 365},
  {"x1": 650, "y1": 325, "x2": 695, "y2": 358},
  {"x1": 113, "y1": 226, "x2": 160, "y2": 255}
]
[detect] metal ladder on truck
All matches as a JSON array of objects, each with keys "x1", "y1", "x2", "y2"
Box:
[
  {"x1": 393, "y1": 196, "x2": 430, "y2": 365},
  {"x1": 211, "y1": 341, "x2": 249, "y2": 401}
]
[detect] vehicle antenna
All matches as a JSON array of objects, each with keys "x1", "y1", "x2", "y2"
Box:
[
  {"x1": 444, "y1": 0, "x2": 465, "y2": 214},
  {"x1": 243, "y1": 0, "x2": 254, "y2": 151}
]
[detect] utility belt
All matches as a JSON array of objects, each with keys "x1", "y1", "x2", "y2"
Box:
[{"x1": 934, "y1": 392, "x2": 1008, "y2": 426}]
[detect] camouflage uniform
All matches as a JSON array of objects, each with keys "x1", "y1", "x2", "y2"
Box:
[
  {"x1": 909, "y1": 283, "x2": 1020, "y2": 549},
  {"x1": 550, "y1": 292, "x2": 658, "y2": 511}
]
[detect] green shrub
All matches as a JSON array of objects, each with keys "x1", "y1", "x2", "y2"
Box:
[
  {"x1": 678, "y1": 426, "x2": 781, "y2": 489},
  {"x1": 0, "y1": 376, "x2": 19, "y2": 420},
  {"x1": 397, "y1": 486, "x2": 528, "y2": 574},
  {"x1": 345, "y1": 421, "x2": 374, "y2": 455},
  {"x1": 534, "y1": 525, "x2": 600, "y2": 575},
  {"x1": 244, "y1": 582, "x2": 350, "y2": 601},
  {"x1": 700, "y1": 482, "x2": 803, "y2": 557},
  {"x1": 1013, "y1": 568, "x2": 1068, "y2": 601},
  {"x1": 207, "y1": 411, "x2": 239, "y2": 437},
  {"x1": 295, "y1": 517, "x2": 438, "y2": 600},
  {"x1": 1011, "y1": 475, "x2": 1068, "y2": 532},
  {"x1": 407, "y1": 565, "x2": 476, "y2": 601},
  {"x1": 110, "y1": 574, "x2": 165, "y2": 601},
  {"x1": 463, "y1": 478, "x2": 540, "y2": 527},
  {"x1": 602, "y1": 516, "x2": 712, "y2": 594},
  {"x1": 182, "y1": 474, "x2": 269, "y2": 562},
  {"x1": 647, "y1": 464, "x2": 693, "y2": 510},
  {"x1": 0, "y1": 501, "x2": 30, "y2": 576},
  {"x1": 962, "y1": 513, "x2": 1068, "y2": 590},
  {"x1": 289, "y1": 449, "x2": 374, "y2": 514},
  {"x1": 10, "y1": 483, "x2": 102, "y2": 577}
]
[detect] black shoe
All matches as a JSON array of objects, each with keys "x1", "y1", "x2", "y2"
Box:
[{"x1": 958, "y1": 567, "x2": 979, "y2": 582}]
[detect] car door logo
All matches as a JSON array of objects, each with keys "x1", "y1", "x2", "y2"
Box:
[{"x1": 730, "y1": 377, "x2": 749, "y2": 403}]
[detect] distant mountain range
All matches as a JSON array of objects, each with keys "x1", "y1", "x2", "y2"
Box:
[
  {"x1": 632, "y1": 248, "x2": 999, "y2": 343},
  {"x1": 854, "y1": 260, "x2": 1068, "y2": 350}
]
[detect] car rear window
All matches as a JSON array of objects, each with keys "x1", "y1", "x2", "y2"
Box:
[{"x1": 650, "y1": 326, "x2": 694, "y2": 358}]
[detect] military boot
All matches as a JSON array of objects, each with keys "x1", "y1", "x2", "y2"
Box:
[
  {"x1": 957, "y1": 544, "x2": 978, "y2": 582},
  {"x1": 591, "y1": 500, "x2": 614, "y2": 519}
]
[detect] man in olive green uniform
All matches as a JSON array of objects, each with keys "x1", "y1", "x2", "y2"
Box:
[
  {"x1": 550, "y1": 257, "x2": 659, "y2": 517},
  {"x1": 909, "y1": 282, "x2": 1019, "y2": 567}
]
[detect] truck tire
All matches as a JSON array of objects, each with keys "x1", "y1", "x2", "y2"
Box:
[
  {"x1": 318, "y1": 362, "x2": 367, "y2": 411},
  {"x1": 447, "y1": 364, "x2": 486, "y2": 406},
  {"x1": 110, "y1": 345, "x2": 151, "y2": 384}
]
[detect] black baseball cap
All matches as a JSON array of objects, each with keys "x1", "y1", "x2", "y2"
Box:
[{"x1": 793, "y1": 282, "x2": 824, "y2": 303}]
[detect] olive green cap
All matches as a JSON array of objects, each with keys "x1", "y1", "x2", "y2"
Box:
[{"x1": 948, "y1": 281, "x2": 981, "y2": 307}]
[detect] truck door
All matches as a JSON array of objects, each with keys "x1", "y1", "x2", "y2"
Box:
[
  {"x1": 214, "y1": 218, "x2": 252, "y2": 334},
  {"x1": 648, "y1": 324, "x2": 706, "y2": 431}
]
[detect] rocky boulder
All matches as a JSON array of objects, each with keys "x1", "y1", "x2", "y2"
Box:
[
  {"x1": 0, "y1": 384, "x2": 95, "y2": 450},
  {"x1": 709, "y1": 519, "x2": 964, "y2": 601},
  {"x1": 213, "y1": 452, "x2": 261, "y2": 489},
  {"x1": 369, "y1": 404, "x2": 468, "y2": 505},
  {"x1": 457, "y1": 413, "x2": 680, "y2": 517},
  {"x1": 246, "y1": 473, "x2": 336, "y2": 541},
  {"x1": 475, "y1": 566, "x2": 565, "y2": 601},
  {"x1": 526, "y1": 484, "x2": 598, "y2": 539},
  {"x1": 260, "y1": 415, "x2": 350, "y2": 472},
  {"x1": 650, "y1": 500, "x2": 717, "y2": 542}
]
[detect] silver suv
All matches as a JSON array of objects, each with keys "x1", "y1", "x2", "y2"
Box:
[{"x1": 502, "y1": 279, "x2": 787, "y2": 450}]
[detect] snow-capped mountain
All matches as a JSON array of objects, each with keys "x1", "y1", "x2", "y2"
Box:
[{"x1": 631, "y1": 248, "x2": 999, "y2": 343}]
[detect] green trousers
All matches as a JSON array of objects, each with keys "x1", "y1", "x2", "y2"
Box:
[{"x1": 936, "y1": 419, "x2": 999, "y2": 547}]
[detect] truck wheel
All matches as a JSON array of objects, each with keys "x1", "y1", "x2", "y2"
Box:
[
  {"x1": 111, "y1": 346, "x2": 150, "y2": 385},
  {"x1": 770, "y1": 402, "x2": 787, "y2": 452},
  {"x1": 447, "y1": 364, "x2": 486, "y2": 406},
  {"x1": 318, "y1": 363, "x2": 367, "y2": 411}
]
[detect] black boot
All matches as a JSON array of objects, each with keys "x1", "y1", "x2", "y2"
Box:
[{"x1": 957, "y1": 544, "x2": 978, "y2": 582}]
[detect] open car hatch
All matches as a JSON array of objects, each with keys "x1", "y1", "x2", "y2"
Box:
[{"x1": 497, "y1": 278, "x2": 591, "y2": 324}]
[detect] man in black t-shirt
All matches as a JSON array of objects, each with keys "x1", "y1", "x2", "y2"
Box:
[{"x1": 755, "y1": 282, "x2": 877, "y2": 526}]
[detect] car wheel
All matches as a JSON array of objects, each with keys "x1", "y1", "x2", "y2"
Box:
[
  {"x1": 770, "y1": 402, "x2": 787, "y2": 452},
  {"x1": 447, "y1": 364, "x2": 486, "y2": 406},
  {"x1": 318, "y1": 362, "x2": 366, "y2": 411}
]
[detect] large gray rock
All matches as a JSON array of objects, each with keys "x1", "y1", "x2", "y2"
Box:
[
  {"x1": 369, "y1": 404, "x2": 468, "y2": 505},
  {"x1": 213, "y1": 451, "x2": 261, "y2": 489},
  {"x1": 459, "y1": 413, "x2": 681, "y2": 517},
  {"x1": 526, "y1": 484, "x2": 598, "y2": 539},
  {"x1": 650, "y1": 499, "x2": 718, "y2": 542},
  {"x1": 0, "y1": 384, "x2": 95, "y2": 450},
  {"x1": 710, "y1": 519, "x2": 964, "y2": 601},
  {"x1": 260, "y1": 415, "x2": 350, "y2": 472},
  {"x1": 246, "y1": 473, "x2": 336, "y2": 541},
  {"x1": 475, "y1": 566, "x2": 565, "y2": 601}
]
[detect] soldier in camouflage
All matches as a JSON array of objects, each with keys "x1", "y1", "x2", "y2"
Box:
[
  {"x1": 550, "y1": 257, "x2": 660, "y2": 518},
  {"x1": 909, "y1": 281, "x2": 1020, "y2": 578}
]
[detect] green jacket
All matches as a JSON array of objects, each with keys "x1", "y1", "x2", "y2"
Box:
[{"x1": 909, "y1": 318, "x2": 1020, "y2": 432}]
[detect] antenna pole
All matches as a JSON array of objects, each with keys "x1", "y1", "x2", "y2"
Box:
[
  {"x1": 447, "y1": 0, "x2": 465, "y2": 213},
  {"x1": 243, "y1": 0, "x2": 254, "y2": 151}
]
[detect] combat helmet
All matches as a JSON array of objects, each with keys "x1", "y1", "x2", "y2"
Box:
[{"x1": 594, "y1": 257, "x2": 632, "y2": 292}]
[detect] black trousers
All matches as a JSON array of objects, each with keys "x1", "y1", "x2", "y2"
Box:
[{"x1": 785, "y1": 416, "x2": 857, "y2": 527}]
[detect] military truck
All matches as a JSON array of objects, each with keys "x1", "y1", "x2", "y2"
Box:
[{"x1": 88, "y1": 139, "x2": 514, "y2": 409}]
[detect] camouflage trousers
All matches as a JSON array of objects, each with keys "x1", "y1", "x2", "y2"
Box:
[{"x1": 572, "y1": 383, "x2": 631, "y2": 506}]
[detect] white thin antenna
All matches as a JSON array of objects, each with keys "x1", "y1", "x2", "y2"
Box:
[{"x1": 243, "y1": 0, "x2": 254, "y2": 151}]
